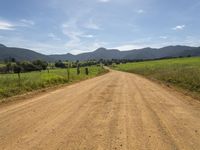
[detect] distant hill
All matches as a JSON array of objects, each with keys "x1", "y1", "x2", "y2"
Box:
[
  {"x1": 0, "y1": 43, "x2": 200, "y2": 62},
  {"x1": 0, "y1": 44, "x2": 53, "y2": 62},
  {"x1": 51, "y1": 46, "x2": 200, "y2": 61},
  {"x1": 50, "y1": 48, "x2": 123, "y2": 61},
  {"x1": 123, "y1": 46, "x2": 199, "y2": 60},
  {"x1": 0, "y1": 44, "x2": 6, "y2": 47},
  {"x1": 49, "y1": 53, "x2": 77, "y2": 61}
]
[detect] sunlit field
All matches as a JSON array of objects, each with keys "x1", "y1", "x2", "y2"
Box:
[
  {"x1": 113, "y1": 57, "x2": 200, "y2": 95},
  {"x1": 0, "y1": 66, "x2": 106, "y2": 99}
]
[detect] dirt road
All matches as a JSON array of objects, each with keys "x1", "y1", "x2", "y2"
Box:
[{"x1": 0, "y1": 70, "x2": 200, "y2": 150}]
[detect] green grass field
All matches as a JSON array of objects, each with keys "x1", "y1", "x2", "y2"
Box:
[
  {"x1": 0, "y1": 66, "x2": 107, "y2": 100},
  {"x1": 0, "y1": 63, "x2": 5, "y2": 67},
  {"x1": 113, "y1": 57, "x2": 200, "y2": 96}
]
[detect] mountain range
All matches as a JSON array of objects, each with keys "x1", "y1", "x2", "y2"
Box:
[
  {"x1": 0, "y1": 43, "x2": 200, "y2": 62},
  {"x1": 0, "y1": 43, "x2": 51, "y2": 61}
]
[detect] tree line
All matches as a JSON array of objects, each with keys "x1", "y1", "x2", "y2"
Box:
[
  {"x1": 1, "y1": 55, "x2": 190, "y2": 74},
  {"x1": 0, "y1": 60, "x2": 48, "y2": 74},
  {"x1": 0, "y1": 58, "x2": 100, "y2": 74}
]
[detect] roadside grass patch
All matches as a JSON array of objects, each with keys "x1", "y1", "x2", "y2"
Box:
[
  {"x1": 0, "y1": 66, "x2": 106, "y2": 100},
  {"x1": 113, "y1": 57, "x2": 200, "y2": 95}
]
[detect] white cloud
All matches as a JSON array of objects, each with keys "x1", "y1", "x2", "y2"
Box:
[
  {"x1": 0, "y1": 20, "x2": 15, "y2": 30},
  {"x1": 61, "y1": 19, "x2": 99, "y2": 51},
  {"x1": 111, "y1": 44, "x2": 143, "y2": 50},
  {"x1": 109, "y1": 37, "x2": 165, "y2": 50},
  {"x1": 62, "y1": 19, "x2": 107, "y2": 52},
  {"x1": 0, "y1": 19, "x2": 35, "y2": 30},
  {"x1": 172, "y1": 25, "x2": 185, "y2": 30},
  {"x1": 62, "y1": 20, "x2": 82, "y2": 47},
  {"x1": 136, "y1": 9, "x2": 144, "y2": 14},
  {"x1": 111, "y1": 36, "x2": 200, "y2": 51},
  {"x1": 98, "y1": 0, "x2": 110, "y2": 3}
]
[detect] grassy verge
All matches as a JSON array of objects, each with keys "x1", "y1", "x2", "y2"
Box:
[
  {"x1": 113, "y1": 57, "x2": 200, "y2": 98},
  {"x1": 0, "y1": 66, "x2": 107, "y2": 100}
]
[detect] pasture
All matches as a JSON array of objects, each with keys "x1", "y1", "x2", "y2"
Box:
[
  {"x1": 113, "y1": 57, "x2": 200, "y2": 96},
  {"x1": 0, "y1": 66, "x2": 106, "y2": 99}
]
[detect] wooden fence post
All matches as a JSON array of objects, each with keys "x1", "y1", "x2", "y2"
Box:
[
  {"x1": 77, "y1": 65, "x2": 80, "y2": 75},
  {"x1": 18, "y1": 72, "x2": 21, "y2": 87},
  {"x1": 67, "y1": 63, "x2": 70, "y2": 82},
  {"x1": 85, "y1": 68, "x2": 89, "y2": 75}
]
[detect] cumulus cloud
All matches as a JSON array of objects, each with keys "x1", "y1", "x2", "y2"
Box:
[{"x1": 172, "y1": 25, "x2": 185, "y2": 30}]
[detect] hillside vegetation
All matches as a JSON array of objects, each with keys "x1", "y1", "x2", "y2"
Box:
[
  {"x1": 0, "y1": 66, "x2": 107, "y2": 100},
  {"x1": 113, "y1": 57, "x2": 200, "y2": 97},
  {"x1": 0, "y1": 44, "x2": 53, "y2": 62},
  {"x1": 1, "y1": 43, "x2": 200, "y2": 61},
  {"x1": 32, "y1": 46, "x2": 200, "y2": 61}
]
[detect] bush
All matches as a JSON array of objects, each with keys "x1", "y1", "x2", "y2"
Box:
[
  {"x1": 55, "y1": 60, "x2": 66, "y2": 68},
  {"x1": 20, "y1": 61, "x2": 40, "y2": 72},
  {"x1": 13, "y1": 64, "x2": 22, "y2": 74},
  {"x1": 33, "y1": 60, "x2": 48, "y2": 70}
]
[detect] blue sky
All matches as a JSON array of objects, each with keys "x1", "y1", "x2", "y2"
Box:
[{"x1": 0, "y1": 0, "x2": 200, "y2": 54}]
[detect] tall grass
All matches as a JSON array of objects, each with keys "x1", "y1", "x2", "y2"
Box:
[
  {"x1": 113, "y1": 57, "x2": 200, "y2": 94},
  {"x1": 0, "y1": 66, "x2": 107, "y2": 99}
]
